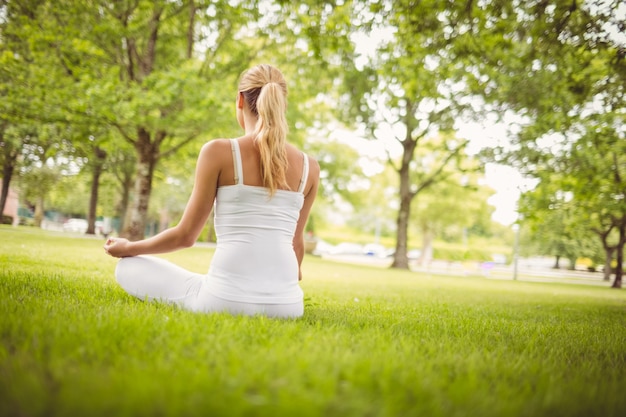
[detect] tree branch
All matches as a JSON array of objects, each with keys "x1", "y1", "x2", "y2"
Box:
[
  {"x1": 554, "y1": 0, "x2": 577, "y2": 36},
  {"x1": 158, "y1": 132, "x2": 201, "y2": 159},
  {"x1": 199, "y1": 21, "x2": 235, "y2": 76},
  {"x1": 412, "y1": 138, "x2": 470, "y2": 197},
  {"x1": 187, "y1": 0, "x2": 196, "y2": 59},
  {"x1": 384, "y1": 147, "x2": 400, "y2": 173},
  {"x1": 141, "y1": 6, "x2": 163, "y2": 76},
  {"x1": 613, "y1": 151, "x2": 622, "y2": 184},
  {"x1": 112, "y1": 123, "x2": 135, "y2": 145}
]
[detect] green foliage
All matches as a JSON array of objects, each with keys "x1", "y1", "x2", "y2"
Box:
[
  {"x1": 1, "y1": 0, "x2": 365, "y2": 239},
  {"x1": 46, "y1": 171, "x2": 90, "y2": 216},
  {"x1": 18, "y1": 165, "x2": 60, "y2": 204},
  {"x1": 432, "y1": 246, "x2": 492, "y2": 263},
  {"x1": 476, "y1": 0, "x2": 626, "y2": 284},
  {"x1": 310, "y1": 139, "x2": 364, "y2": 205},
  {"x1": 1, "y1": 0, "x2": 269, "y2": 238},
  {"x1": 411, "y1": 141, "x2": 494, "y2": 238},
  {"x1": 2, "y1": 227, "x2": 626, "y2": 416},
  {"x1": 520, "y1": 179, "x2": 603, "y2": 268}
]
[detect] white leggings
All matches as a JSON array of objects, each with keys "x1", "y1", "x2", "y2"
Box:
[{"x1": 115, "y1": 256, "x2": 304, "y2": 319}]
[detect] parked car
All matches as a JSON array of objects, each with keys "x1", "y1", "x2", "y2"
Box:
[
  {"x1": 363, "y1": 243, "x2": 387, "y2": 257},
  {"x1": 63, "y1": 218, "x2": 88, "y2": 233}
]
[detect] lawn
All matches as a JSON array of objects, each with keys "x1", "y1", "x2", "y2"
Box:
[{"x1": 1, "y1": 225, "x2": 625, "y2": 417}]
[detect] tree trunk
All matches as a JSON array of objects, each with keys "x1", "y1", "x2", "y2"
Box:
[
  {"x1": 391, "y1": 151, "x2": 415, "y2": 269},
  {"x1": 391, "y1": 192, "x2": 411, "y2": 269},
  {"x1": 603, "y1": 247, "x2": 614, "y2": 281},
  {"x1": 418, "y1": 226, "x2": 434, "y2": 266},
  {"x1": 390, "y1": 120, "x2": 418, "y2": 270},
  {"x1": 567, "y1": 256, "x2": 577, "y2": 270},
  {"x1": 611, "y1": 221, "x2": 625, "y2": 289},
  {"x1": 122, "y1": 128, "x2": 160, "y2": 241},
  {"x1": 34, "y1": 196, "x2": 44, "y2": 227},
  {"x1": 115, "y1": 169, "x2": 134, "y2": 234},
  {"x1": 124, "y1": 159, "x2": 154, "y2": 240},
  {"x1": 553, "y1": 255, "x2": 561, "y2": 269},
  {"x1": 86, "y1": 147, "x2": 107, "y2": 235},
  {"x1": 594, "y1": 227, "x2": 617, "y2": 281}
]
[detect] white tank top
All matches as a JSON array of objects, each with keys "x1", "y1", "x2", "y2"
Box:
[{"x1": 204, "y1": 139, "x2": 309, "y2": 304}]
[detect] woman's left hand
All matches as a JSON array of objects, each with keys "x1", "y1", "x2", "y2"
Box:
[{"x1": 104, "y1": 237, "x2": 132, "y2": 258}]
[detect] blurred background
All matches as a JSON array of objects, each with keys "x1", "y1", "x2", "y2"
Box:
[{"x1": 1, "y1": 0, "x2": 624, "y2": 285}]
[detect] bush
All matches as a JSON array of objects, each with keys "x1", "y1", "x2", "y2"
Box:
[
  {"x1": 433, "y1": 246, "x2": 494, "y2": 262},
  {"x1": 19, "y1": 217, "x2": 36, "y2": 227}
]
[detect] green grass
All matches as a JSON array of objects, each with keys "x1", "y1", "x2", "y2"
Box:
[{"x1": 1, "y1": 225, "x2": 625, "y2": 417}]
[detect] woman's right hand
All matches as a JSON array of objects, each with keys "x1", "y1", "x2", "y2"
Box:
[{"x1": 103, "y1": 237, "x2": 132, "y2": 258}]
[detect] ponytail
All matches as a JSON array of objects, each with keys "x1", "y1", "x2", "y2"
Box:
[
  {"x1": 255, "y1": 82, "x2": 289, "y2": 195},
  {"x1": 238, "y1": 64, "x2": 290, "y2": 196}
]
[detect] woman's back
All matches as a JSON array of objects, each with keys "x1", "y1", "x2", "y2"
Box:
[{"x1": 204, "y1": 138, "x2": 308, "y2": 304}]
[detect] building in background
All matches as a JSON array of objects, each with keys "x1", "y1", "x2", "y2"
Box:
[{"x1": 0, "y1": 182, "x2": 20, "y2": 226}]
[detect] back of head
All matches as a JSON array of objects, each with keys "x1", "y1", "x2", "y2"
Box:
[{"x1": 238, "y1": 64, "x2": 289, "y2": 196}]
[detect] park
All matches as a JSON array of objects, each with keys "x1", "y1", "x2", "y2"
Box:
[{"x1": 1, "y1": 1, "x2": 625, "y2": 416}]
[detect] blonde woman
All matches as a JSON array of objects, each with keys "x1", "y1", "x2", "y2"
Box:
[{"x1": 104, "y1": 64, "x2": 319, "y2": 318}]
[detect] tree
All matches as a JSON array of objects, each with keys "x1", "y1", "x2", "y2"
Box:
[
  {"x1": 97, "y1": 138, "x2": 136, "y2": 234},
  {"x1": 477, "y1": 0, "x2": 625, "y2": 287},
  {"x1": 9, "y1": 0, "x2": 363, "y2": 241},
  {"x1": 54, "y1": 124, "x2": 111, "y2": 235},
  {"x1": 6, "y1": 0, "x2": 259, "y2": 240},
  {"x1": 0, "y1": 2, "x2": 39, "y2": 218},
  {"x1": 565, "y1": 116, "x2": 626, "y2": 284},
  {"x1": 4, "y1": 0, "x2": 372, "y2": 244},
  {"x1": 341, "y1": 1, "x2": 488, "y2": 269},
  {"x1": 17, "y1": 123, "x2": 75, "y2": 226},
  {"x1": 1, "y1": 0, "x2": 99, "y2": 226},
  {"x1": 519, "y1": 182, "x2": 602, "y2": 270}
]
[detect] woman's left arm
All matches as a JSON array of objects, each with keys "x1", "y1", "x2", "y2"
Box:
[
  {"x1": 293, "y1": 157, "x2": 320, "y2": 280},
  {"x1": 104, "y1": 140, "x2": 225, "y2": 258}
]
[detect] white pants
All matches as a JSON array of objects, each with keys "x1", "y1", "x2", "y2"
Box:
[{"x1": 115, "y1": 256, "x2": 304, "y2": 319}]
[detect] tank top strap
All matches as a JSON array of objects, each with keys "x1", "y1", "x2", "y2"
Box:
[
  {"x1": 298, "y1": 152, "x2": 309, "y2": 194},
  {"x1": 229, "y1": 139, "x2": 244, "y2": 185}
]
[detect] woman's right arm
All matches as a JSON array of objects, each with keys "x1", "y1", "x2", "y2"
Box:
[{"x1": 104, "y1": 140, "x2": 228, "y2": 258}]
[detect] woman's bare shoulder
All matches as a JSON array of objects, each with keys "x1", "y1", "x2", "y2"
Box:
[
  {"x1": 286, "y1": 143, "x2": 314, "y2": 158},
  {"x1": 307, "y1": 154, "x2": 320, "y2": 172},
  {"x1": 200, "y1": 138, "x2": 232, "y2": 157}
]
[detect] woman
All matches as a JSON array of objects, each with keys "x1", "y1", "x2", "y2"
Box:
[{"x1": 104, "y1": 64, "x2": 320, "y2": 319}]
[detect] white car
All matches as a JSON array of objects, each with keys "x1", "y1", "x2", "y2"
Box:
[{"x1": 63, "y1": 218, "x2": 88, "y2": 233}]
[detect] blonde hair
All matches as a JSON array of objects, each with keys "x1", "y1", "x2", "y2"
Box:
[{"x1": 238, "y1": 64, "x2": 289, "y2": 195}]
